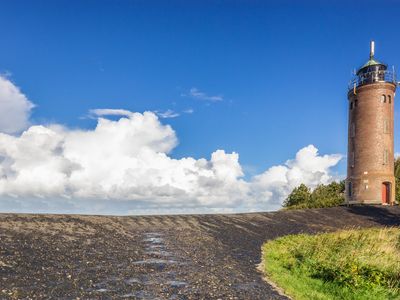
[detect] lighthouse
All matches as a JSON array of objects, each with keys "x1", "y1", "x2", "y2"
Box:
[{"x1": 346, "y1": 41, "x2": 397, "y2": 205}]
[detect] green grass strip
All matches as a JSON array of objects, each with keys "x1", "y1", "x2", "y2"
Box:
[{"x1": 262, "y1": 228, "x2": 400, "y2": 300}]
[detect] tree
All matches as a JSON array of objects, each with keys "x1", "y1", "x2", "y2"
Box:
[
  {"x1": 283, "y1": 184, "x2": 311, "y2": 208},
  {"x1": 284, "y1": 181, "x2": 345, "y2": 209},
  {"x1": 309, "y1": 181, "x2": 345, "y2": 208}
]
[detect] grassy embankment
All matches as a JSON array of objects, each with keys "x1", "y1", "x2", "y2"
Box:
[{"x1": 262, "y1": 228, "x2": 400, "y2": 300}]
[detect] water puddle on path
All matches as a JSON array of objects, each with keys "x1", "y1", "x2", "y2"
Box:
[
  {"x1": 145, "y1": 250, "x2": 173, "y2": 256},
  {"x1": 133, "y1": 258, "x2": 178, "y2": 265},
  {"x1": 167, "y1": 280, "x2": 187, "y2": 288},
  {"x1": 122, "y1": 290, "x2": 163, "y2": 299},
  {"x1": 86, "y1": 231, "x2": 189, "y2": 299},
  {"x1": 127, "y1": 231, "x2": 189, "y2": 299},
  {"x1": 143, "y1": 237, "x2": 164, "y2": 244}
]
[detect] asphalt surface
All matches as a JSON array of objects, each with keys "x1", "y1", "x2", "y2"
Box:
[{"x1": 1, "y1": 206, "x2": 400, "y2": 299}]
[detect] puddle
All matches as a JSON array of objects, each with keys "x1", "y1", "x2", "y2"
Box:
[
  {"x1": 124, "y1": 275, "x2": 155, "y2": 285},
  {"x1": 145, "y1": 250, "x2": 172, "y2": 257},
  {"x1": 86, "y1": 282, "x2": 109, "y2": 293},
  {"x1": 144, "y1": 232, "x2": 162, "y2": 237},
  {"x1": 143, "y1": 237, "x2": 164, "y2": 243},
  {"x1": 106, "y1": 275, "x2": 118, "y2": 282},
  {"x1": 167, "y1": 280, "x2": 187, "y2": 288},
  {"x1": 128, "y1": 231, "x2": 188, "y2": 296},
  {"x1": 146, "y1": 244, "x2": 165, "y2": 249},
  {"x1": 125, "y1": 277, "x2": 142, "y2": 284},
  {"x1": 143, "y1": 232, "x2": 164, "y2": 242},
  {"x1": 133, "y1": 259, "x2": 177, "y2": 265},
  {"x1": 122, "y1": 290, "x2": 162, "y2": 299}
]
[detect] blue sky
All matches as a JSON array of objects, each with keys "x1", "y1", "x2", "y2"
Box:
[
  {"x1": 2, "y1": 0, "x2": 400, "y2": 170},
  {"x1": 0, "y1": 1, "x2": 399, "y2": 214}
]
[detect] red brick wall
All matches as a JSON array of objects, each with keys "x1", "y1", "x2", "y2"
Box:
[{"x1": 346, "y1": 82, "x2": 396, "y2": 204}]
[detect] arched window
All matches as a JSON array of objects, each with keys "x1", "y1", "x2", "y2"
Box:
[
  {"x1": 381, "y1": 95, "x2": 386, "y2": 103},
  {"x1": 388, "y1": 95, "x2": 392, "y2": 104},
  {"x1": 350, "y1": 101, "x2": 353, "y2": 110},
  {"x1": 355, "y1": 99, "x2": 358, "y2": 107}
]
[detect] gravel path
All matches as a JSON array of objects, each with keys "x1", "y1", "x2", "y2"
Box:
[{"x1": 1, "y1": 206, "x2": 400, "y2": 299}]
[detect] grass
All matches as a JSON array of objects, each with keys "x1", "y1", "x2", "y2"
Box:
[{"x1": 262, "y1": 228, "x2": 400, "y2": 300}]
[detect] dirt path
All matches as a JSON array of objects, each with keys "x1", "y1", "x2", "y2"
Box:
[{"x1": 1, "y1": 206, "x2": 399, "y2": 299}]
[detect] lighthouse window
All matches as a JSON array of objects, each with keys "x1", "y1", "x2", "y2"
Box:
[
  {"x1": 383, "y1": 149, "x2": 389, "y2": 165},
  {"x1": 354, "y1": 99, "x2": 358, "y2": 107},
  {"x1": 381, "y1": 95, "x2": 386, "y2": 103},
  {"x1": 388, "y1": 95, "x2": 392, "y2": 104},
  {"x1": 348, "y1": 182, "x2": 352, "y2": 197},
  {"x1": 384, "y1": 119, "x2": 389, "y2": 133},
  {"x1": 350, "y1": 101, "x2": 354, "y2": 110}
]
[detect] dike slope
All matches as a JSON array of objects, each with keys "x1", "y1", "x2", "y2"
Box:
[{"x1": 1, "y1": 206, "x2": 400, "y2": 299}]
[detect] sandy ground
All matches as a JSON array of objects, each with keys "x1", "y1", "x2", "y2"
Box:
[{"x1": 1, "y1": 206, "x2": 400, "y2": 299}]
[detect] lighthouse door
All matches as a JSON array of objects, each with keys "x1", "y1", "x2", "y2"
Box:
[{"x1": 381, "y1": 182, "x2": 391, "y2": 204}]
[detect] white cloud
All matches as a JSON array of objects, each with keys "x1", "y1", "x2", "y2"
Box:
[
  {"x1": 249, "y1": 145, "x2": 342, "y2": 209},
  {"x1": 155, "y1": 108, "x2": 194, "y2": 119},
  {"x1": 89, "y1": 108, "x2": 134, "y2": 118},
  {"x1": 0, "y1": 76, "x2": 34, "y2": 134},
  {"x1": 0, "y1": 78, "x2": 343, "y2": 214},
  {"x1": 183, "y1": 108, "x2": 194, "y2": 114},
  {"x1": 183, "y1": 87, "x2": 223, "y2": 102},
  {"x1": 0, "y1": 110, "x2": 342, "y2": 214},
  {"x1": 155, "y1": 109, "x2": 180, "y2": 119}
]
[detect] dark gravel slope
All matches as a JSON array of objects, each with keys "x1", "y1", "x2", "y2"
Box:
[{"x1": 1, "y1": 206, "x2": 399, "y2": 299}]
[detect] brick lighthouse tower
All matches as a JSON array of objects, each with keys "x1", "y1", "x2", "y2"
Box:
[{"x1": 346, "y1": 41, "x2": 397, "y2": 205}]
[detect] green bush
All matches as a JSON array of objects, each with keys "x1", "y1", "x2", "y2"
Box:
[{"x1": 283, "y1": 181, "x2": 345, "y2": 209}]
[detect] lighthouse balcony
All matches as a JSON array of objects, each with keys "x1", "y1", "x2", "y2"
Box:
[{"x1": 348, "y1": 69, "x2": 396, "y2": 90}]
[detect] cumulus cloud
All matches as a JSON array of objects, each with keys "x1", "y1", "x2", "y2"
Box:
[
  {"x1": 0, "y1": 77, "x2": 343, "y2": 214},
  {"x1": 0, "y1": 110, "x2": 342, "y2": 214},
  {"x1": 0, "y1": 75, "x2": 34, "y2": 134},
  {"x1": 182, "y1": 87, "x2": 223, "y2": 102},
  {"x1": 249, "y1": 146, "x2": 342, "y2": 209}
]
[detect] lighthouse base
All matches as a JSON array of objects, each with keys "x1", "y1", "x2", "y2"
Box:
[{"x1": 345, "y1": 176, "x2": 395, "y2": 205}]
